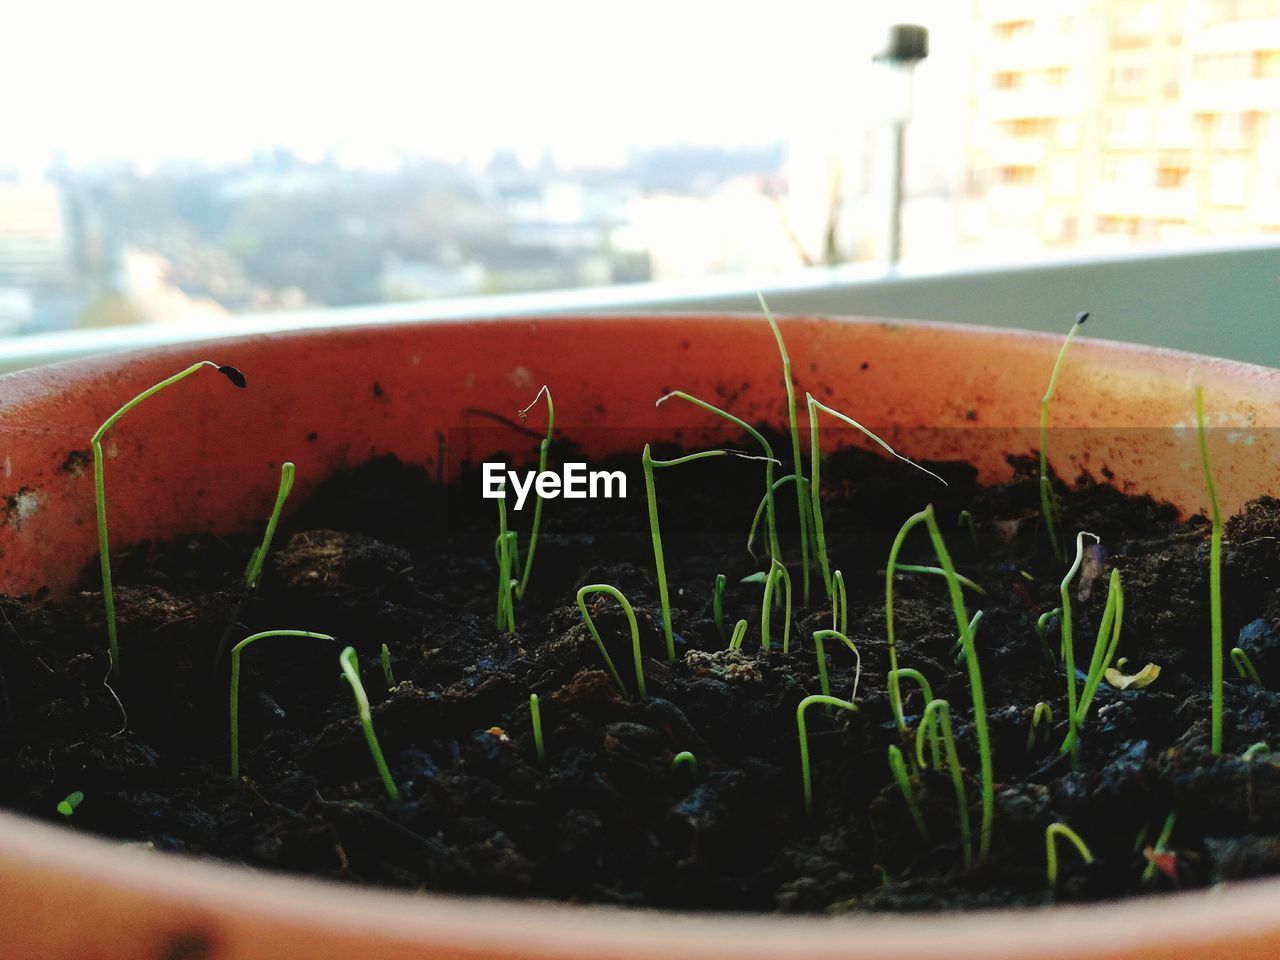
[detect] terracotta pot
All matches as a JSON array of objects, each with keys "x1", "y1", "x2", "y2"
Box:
[{"x1": 1, "y1": 314, "x2": 1278, "y2": 959}]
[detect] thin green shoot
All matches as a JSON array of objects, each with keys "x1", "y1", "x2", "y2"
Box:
[
  {"x1": 917, "y1": 698, "x2": 973, "y2": 869},
  {"x1": 1059, "y1": 531, "x2": 1101, "y2": 763},
  {"x1": 672, "y1": 750, "x2": 698, "y2": 777},
  {"x1": 57, "y1": 791, "x2": 84, "y2": 817},
  {"x1": 947, "y1": 610, "x2": 985, "y2": 664},
  {"x1": 1045, "y1": 821, "x2": 1094, "y2": 890},
  {"x1": 1196, "y1": 385, "x2": 1224, "y2": 755},
  {"x1": 656, "y1": 390, "x2": 782, "y2": 567},
  {"x1": 832, "y1": 570, "x2": 847, "y2": 634},
  {"x1": 759, "y1": 291, "x2": 815, "y2": 604},
  {"x1": 813, "y1": 629, "x2": 862, "y2": 710},
  {"x1": 888, "y1": 667, "x2": 941, "y2": 769},
  {"x1": 1243, "y1": 742, "x2": 1270, "y2": 761},
  {"x1": 1141, "y1": 811, "x2": 1176, "y2": 883},
  {"x1": 514, "y1": 385, "x2": 554, "y2": 600},
  {"x1": 643, "y1": 444, "x2": 734, "y2": 660},
  {"x1": 808, "y1": 392, "x2": 946, "y2": 601},
  {"x1": 1036, "y1": 608, "x2": 1061, "y2": 666},
  {"x1": 380, "y1": 642, "x2": 395, "y2": 688},
  {"x1": 796, "y1": 693, "x2": 859, "y2": 816},
  {"x1": 338, "y1": 646, "x2": 401, "y2": 801},
  {"x1": 893, "y1": 564, "x2": 987, "y2": 596},
  {"x1": 494, "y1": 482, "x2": 517, "y2": 632},
  {"x1": 230, "y1": 629, "x2": 334, "y2": 779},
  {"x1": 93, "y1": 360, "x2": 246, "y2": 676},
  {"x1": 712, "y1": 574, "x2": 727, "y2": 640},
  {"x1": 1026, "y1": 701, "x2": 1053, "y2": 752},
  {"x1": 1039, "y1": 312, "x2": 1089, "y2": 561},
  {"x1": 1231, "y1": 647, "x2": 1264, "y2": 688},
  {"x1": 1064, "y1": 568, "x2": 1124, "y2": 754},
  {"x1": 576, "y1": 584, "x2": 645, "y2": 698},
  {"x1": 530, "y1": 693, "x2": 546, "y2": 765},
  {"x1": 746, "y1": 474, "x2": 797, "y2": 559},
  {"x1": 888, "y1": 745, "x2": 929, "y2": 841},
  {"x1": 958, "y1": 509, "x2": 978, "y2": 548},
  {"x1": 761, "y1": 558, "x2": 793, "y2": 653},
  {"x1": 728, "y1": 618, "x2": 748, "y2": 651}
]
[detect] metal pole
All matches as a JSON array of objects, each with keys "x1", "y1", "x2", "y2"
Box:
[{"x1": 889, "y1": 120, "x2": 905, "y2": 267}]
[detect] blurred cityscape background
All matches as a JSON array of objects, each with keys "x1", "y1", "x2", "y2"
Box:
[{"x1": 2, "y1": 0, "x2": 1278, "y2": 337}]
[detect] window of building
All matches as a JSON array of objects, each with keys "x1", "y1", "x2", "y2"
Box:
[
  {"x1": 993, "y1": 71, "x2": 1022, "y2": 90},
  {"x1": 1155, "y1": 164, "x2": 1191, "y2": 188},
  {"x1": 1097, "y1": 215, "x2": 1141, "y2": 235},
  {"x1": 998, "y1": 165, "x2": 1037, "y2": 185},
  {"x1": 994, "y1": 19, "x2": 1035, "y2": 40},
  {"x1": 1255, "y1": 50, "x2": 1280, "y2": 77}
]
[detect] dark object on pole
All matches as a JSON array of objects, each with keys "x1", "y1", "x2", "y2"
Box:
[{"x1": 875, "y1": 24, "x2": 929, "y2": 65}]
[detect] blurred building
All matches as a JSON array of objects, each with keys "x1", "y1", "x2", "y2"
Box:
[{"x1": 962, "y1": 0, "x2": 1280, "y2": 252}]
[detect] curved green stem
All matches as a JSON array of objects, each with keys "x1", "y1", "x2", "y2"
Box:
[
  {"x1": 1040, "y1": 312, "x2": 1088, "y2": 561},
  {"x1": 515, "y1": 385, "x2": 554, "y2": 600},
  {"x1": 1232, "y1": 647, "x2": 1264, "y2": 688},
  {"x1": 761, "y1": 558, "x2": 792, "y2": 653},
  {"x1": 797, "y1": 693, "x2": 859, "y2": 816},
  {"x1": 814, "y1": 629, "x2": 861, "y2": 707},
  {"x1": 1045, "y1": 821, "x2": 1094, "y2": 890},
  {"x1": 1196, "y1": 386, "x2": 1224, "y2": 755},
  {"x1": 338, "y1": 646, "x2": 400, "y2": 801},
  {"x1": 917, "y1": 698, "x2": 972, "y2": 869},
  {"x1": 576, "y1": 584, "x2": 646, "y2": 698},
  {"x1": 1059, "y1": 531, "x2": 1100, "y2": 762}
]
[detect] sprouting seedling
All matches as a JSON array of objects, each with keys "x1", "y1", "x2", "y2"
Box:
[
  {"x1": 1064, "y1": 568, "x2": 1124, "y2": 755},
  {"x1": 712, "y1": 573, "x2": 727, "y2": 640},
  {"x1": 958, "y1": 509, "x2": 978, "y2": 548},
  {"x1": 1036, "y1": 608, "x2": 1062, "y2": 666},
  {"x1": 917, "y1": 699, "x2": 973, "y2": 869},
  {"x1": 338, "y1": 646, "x2": 400, "y2": 801},
  {"x1": 57, "y1": 791, "x2": 84, "y2": 817},
  {"x1": 1026, "y1": 701, "x2": 1054, "y2": 752},
  {"x1": 230, "y1": 629, "x2": 334, "y2": 779},
  {"x1": 746, "y1": 474, "x2": 797, "y2": 559},
  {"x1": 380, "y1": 643, "x2": 395, "y2": 688},
  {"x1": 93, "y1": 361, "x2": 246, "y2": 676},
  {"x1": 888, "y1": 745, "x2": 928, "y2": 841},
  {"x1": 214, "y1": 460, "x2": 297, "y2": 665},
  {"x1": 813, "y1": 629, "x2": 862, "y2": 709},
  {"x1": 1039, "y1": 311, "x2": 1089, "y2": 562},
  {"x1": 513, "y1": 385, "x2": 554, "y2": 600},
  {"x1": 885, "y1": 506, "x2": 993, "y2": 859},
  {"x1": 888, "y1": 667, "x2": 941, "y2": 769},
  {"x1": 1141, "y1": 811, "x2": 1177, "y2": 883},
  {"x1": 947, "y1": 610, "x2": 985, "y2": 664},
  {"x1": 1243, "y1": 742, "x2": 1270, "y2": 761},
  {"x1": 1058, "y1": 531, "x2": 1101, "y2": 763},
  {"x1": 494, "y1": 481, "x2": 517, "y2": 632},
  {"x1": 1045, "y1": 821, "x2": 1094, "y2": 890},
  {"x1": 832, "y1": 570, "x2": 847, "y2": 634},
  {"x1": 761, "y1": 558, "x2": 793, "y2": 653},
  {"x1": 808, "y1": 392, "x2": 946, "y2": 601},
  {"x1": 760, "y1": 291, "x2": 816, "y2": 604},
  {"x1": 1231, "y1": 647, "x2": 1264, "y2": 688},
  {"x1": 1195, "y1": 385, "x2": 1224, "y2": 755},
  {"x1": 576, "y1": 584, "x2": 646, "y2": 698},
  {"x1": 796, "y1": 693, "x2": 859, "y2": 816},
  {"x1": 672, "y1": 750, "x2": 698, "y2": 777},
  {"x1": 655, "y1": 390, "x2": 783, "y2": 570},
  {"x1": 529, "y1": 693, "x2": 546, "y2": 765},
  {"x1": 642, "y1": 444, "x2": 736, "y2": 660},
  {"x1": 728, "y1": 618, "x2": 749, "y2": 651}
]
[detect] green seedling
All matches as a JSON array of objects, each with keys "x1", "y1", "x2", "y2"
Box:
[
  {"x1": 215, "y1": 461, "x2": 297, "y2": 665},
  {"x1": 1026, "y1": 701, "x2": 1053, "y2": 752},
  {"x1": 380, "y1": 643, "x2": 395, "y2": 688},
  {"x1": 338, "y1": 646, "x2": 400, "y2": 801},
  {"x1": 1058, "y1": 531, "x2": 1100, "y2": 762},
  {"x1": 1039, "y1": 312, "x2": 1089, "y2": 561},
  {"x1": 958, "y1": 509, "x2": 978, "y2": 547},
  {"x1": 894, "y1": 565, "x2": 987, "y2": 596},
  {"x1": 712, "y1": 573, "x2": 727, "y2": 639},
  {"x1": 832, "y1": 570, "x2": 847, "y2": 635},
  {"x1": 672, "y1": 750, "x2": 698, "y2": 777},
  {"x1": 57, "y1": 791, "x2": 84, "y2": 817},
  {"x1": 494, "y1": 482, "x2": 517, "y2": 632},
  {"x1": 230, "y1": 630, "x2": 334, "y2": 779},
  {"x1": 1196, "y1": 385, "x2": 1224, "y2": 755},
  {"x1": 1231, "y1": 647, "x2": 1264, "y2": 688},
  {"x1": 885, "y1": 506, "x2": 993, "y2": 859},
  {"x1": 947, "y1": 610, "x2": 985, "y2": 664},
  {"x1": 888, "y1": 745, "x2": 929, "y2": 841},
  {"x1": 93, "y1": 360, "x2": 246, "y2": 676},
  {"x1": 813, "y1": 629, "x2": 862, "y2": 710},
  {"x1": 761, "y1": 558, "x2": 793, "y2": 653},
  {"x1": 513, "y1": 385, "x2": 554, "y2": 600},
  {"x1": 760, "y1": 292, "x2": 816, "y2": 604},
  {"x1": 1045, "y1": 821, "x2": 1094, "y2": 890},
  {"x1": 642, "y1": 444, "x2": 735, "y2": 660},
  {"x1": 917, "y1": 698, "x2": 973, "y2": 869},
  {"x1": 728, "y1": 618, "x2": 749, "y2": 651},
  {"x1": 808, "y1": 392, "x2": 945, "y2": 601},
  {"x1": 888, "y1": 667, "x2": 941, "y2": 769},
  {"x1": 655, "y1": 390, "x2": 782, "y2": 568},
  {"x1": 746, "y1": 473, "x2": 797, "y2": 559},
  {"x1": 1243, "y1": 742, "x2": 1270, "y2": 761},
  {"x1": 1036, "y1": 608, "x2": 1062, "y2": 666},
  {"x1": 1142, "y1": 811, "x2": 1177, "y2": 883},
  {"x1": 576, "y1": 584, "x2": 646, "y2": 698},
  {"x1": 796, "y1": 693, "x2": 859, "y2": 816},
  {"x1": 529, "y1": 693, "x2": 546, "y2": 765},
  {"x1": 1065, "y1": 568, "x2": 1124, "y2": 755}
]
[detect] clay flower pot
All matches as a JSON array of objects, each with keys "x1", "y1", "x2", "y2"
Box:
[{"x1": 1, "y1": 314, "x2": 1278, "y2": 958}]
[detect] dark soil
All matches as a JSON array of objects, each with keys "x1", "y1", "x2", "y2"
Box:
[{"x1": 3, "y1": 437, "x2": 1280, "y2": 914}]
